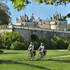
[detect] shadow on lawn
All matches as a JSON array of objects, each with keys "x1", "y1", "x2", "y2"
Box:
[
  {"x1": 36, "y1": 58, "x2": 70, "y2": 63},
  {"x1": 4, "y1": 52, "x2": 24, "y2": 54},
  {"x1": 0, "y1": 60, "x2": 50, "y2": 70}
]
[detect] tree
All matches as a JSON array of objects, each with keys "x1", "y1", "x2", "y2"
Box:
[
  {"x1": 0, "y1": 0, "x2": 69, "y2": 18},
  {"x1": 0, "y1": 35, "x2": 3, "y2": 49},
  {"x1": 0, "y1": 2, "x2": 10, "y2": 25},
  {"x1": 50, "y1": 35, "x2": 68, "y2": 49},
  {"x1": 9, "y1": 0, "x2": 70, "y2": 19},
  {"x1": 0, "y1": 9, "x2": 10, "y2": 25},
  {"x1": 10, "y1": 41, "x2": 27, "y2": 50},
  {"x1": 0, "y1": 2, "x2": 9, "y2": 13},
  {"x1": 9, "y1": 0, "x2": 70, "y2": 11},
  {"x1": 67, "y1": 43, "x2": 70, "y2": 50},
  {"x1": 1, "y1": 32, "x2": 28, "y2": 49},
  {"x1": 10, "y1": 0, "x2": 29, "y2": 11}
]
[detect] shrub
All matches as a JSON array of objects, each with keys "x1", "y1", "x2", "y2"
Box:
[
  {"x1": 56, "y1": 39, "x2": 68, "y2": 49},
  {"x1": 23, "y1": 40, "x2": 29, "y2": 50},
  {"x1": 40, "y1": 38, "x2": 50, "y2": 49},
  {"x1": 10, "y1": 41, "x2": 29, "y2": 50},
  {"x1": 2, "y1": 32, "x2": 26, "y2": 49},
  {"x1": 0, "y1": 50, "x2": 4, "y2": 54},
  {"x1": 50, "y1": 35, "x2": 59, "y2": 49},
  {"x1": 67, "y1": 44, "x2": 70, "y2": 50},
  {"x1": 33, "y1": 41, "x2": 40, "y2": 50},
  {"x1": 50, "y1": 35, "x2": 68, "y2": 49},
  {"x1": 10, "y1": 41, "x2": 25, "y2": 50},
  {"x1": 66, "y1": 37, "x2": 70, "y2": 44},
  {"x1": 0, "y1": 35, "x2": 5, "y2": 49}
]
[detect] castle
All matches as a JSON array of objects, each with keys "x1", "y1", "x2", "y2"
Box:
[
  {"x1": 16, "y1": 13, "x2": 67, "y2": 31},
  {"x1": 0, "y1": 13, "x2": 70, "y2": 41}
]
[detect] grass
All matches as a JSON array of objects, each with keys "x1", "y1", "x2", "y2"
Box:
[{"x1": 0, "y1": 50, "x2": 70, "y2": 70}]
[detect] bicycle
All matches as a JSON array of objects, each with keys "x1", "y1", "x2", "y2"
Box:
[{"x1": 39, "y1": 50, "x2": 47, "y2": 58}]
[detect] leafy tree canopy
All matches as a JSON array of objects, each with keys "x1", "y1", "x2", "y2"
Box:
[
  {"x1": 0, "y1": 2, "x2": 10, "y2": 25},
  {"x1": 0, "y1": 2, "x2": 10, "y2": 15},
  {"x1": 9, "y1": 0, "x2": 70, "y2": 18},
  {"x1": 1, "y1": 32, "x2": 26, "y2": 49},
  {"x1": 0, "y1": 9, "x2": 10, "y2": 25},
  {"x1": 9, "y1": 0, "x2": 70, "y2": 11}
]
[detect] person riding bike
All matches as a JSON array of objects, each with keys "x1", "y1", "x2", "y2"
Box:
[
  {"x1": 28, "y1": 42, "x2": 35, "y2": 59},
  {"x1": 38, "y1": 42, "x2": 46, "y2": 58}
]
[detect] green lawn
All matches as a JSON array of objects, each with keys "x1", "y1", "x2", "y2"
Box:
[{"x1": 0, "y1": 50, "x2": 70, "y2": 70}]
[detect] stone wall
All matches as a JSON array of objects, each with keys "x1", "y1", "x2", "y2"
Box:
[
  {"x1": 0, "y1": 25, "x2": 70, "y2": 41},
  {"x1": 13, "y1": 26, "x2": 70, "y2": 41},
  {"x1": 0, "y1": 25, "x2": 12, "y2": 34}
]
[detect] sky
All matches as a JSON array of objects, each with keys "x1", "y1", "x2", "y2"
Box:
[{"x1": 1, "y1": 0, "x2": 70, "y2": 24}]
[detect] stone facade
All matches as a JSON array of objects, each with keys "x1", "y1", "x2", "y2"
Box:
[
  {"x1": 16, "y1": 13, "x2": 67, "y2": 31},
  {"x1": 0, "y1": 13, "x2": 69, "y2": 41},
  {"x1": 0, "y1": 25, "x2": 12, "y2": 34},
  {"x1": 0, "y1": 23, "x2": 70, "y2": 41},
  {"x1": 13, "y1": 26, "x2": 70, "y2": 41}
]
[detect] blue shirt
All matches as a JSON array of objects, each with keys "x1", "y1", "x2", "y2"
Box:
[{"x1": 40, "y1": 45, "x2": 44, "y2": 50}]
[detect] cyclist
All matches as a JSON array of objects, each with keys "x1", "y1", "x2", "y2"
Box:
[
  {"x1": 28, "y1": 42, "x2": 35, "y2": 59},
  {"x1": 38, "y1": 42, "x2": 46, "y2": 58}
]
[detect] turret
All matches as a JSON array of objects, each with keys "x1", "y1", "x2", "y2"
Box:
[
  {"x1": 30, "y1": 13, "x2": 35, "y2": 21},
  {"x1": 21, "y1": 13, "x2": 29, "y2": 22}
]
